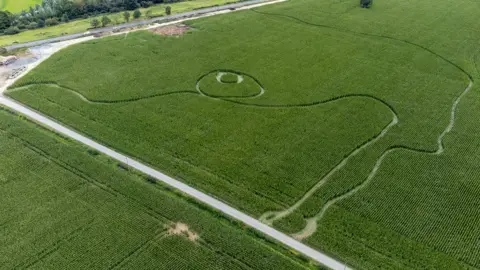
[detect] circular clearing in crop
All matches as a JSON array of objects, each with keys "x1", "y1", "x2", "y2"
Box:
[
  {"x1": 197, "y1": 70, "x2": 264, "y2": 98},
  {"x1": 218, "y1": 72, "x2": 240, "y2": 84}
]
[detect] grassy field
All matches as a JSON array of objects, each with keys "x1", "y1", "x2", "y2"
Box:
[
  {"x1": 0, "y1": 107, "x2": 313, "y2": 269},
  {"x1": 7, "y1": 0, "x2": 480, "y2": 268},
  {"x1": 0, "y1": 0, "x2": 238, "y2": 47},
  {"x1": 0, "y1": 0, "x2": 41, "y2": 13}
]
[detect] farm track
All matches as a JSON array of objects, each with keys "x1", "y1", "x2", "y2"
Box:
[
  {"x1": 249, "y1": 8, "x2": 475, "y2": 238},
  {"x1": 0, "y1": 95, "x2": 352, "y2": 269},
  {"x1": 7, "y1": 75, "x2": 402, "y2": 215},
  {"x1": 1, "y1": 4, "x2": 476, "y2": 267}
]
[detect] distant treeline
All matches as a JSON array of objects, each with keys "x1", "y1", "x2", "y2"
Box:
[{"x1": 0, "y1": 0, "x2": 180, "y2": 35}]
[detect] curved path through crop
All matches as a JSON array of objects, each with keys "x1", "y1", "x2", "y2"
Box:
[
  {"x1": 248, "y1": 8, "x2": 475, "y2": 238},
  {"x1": 7, "y1": 83, "x2": 197, "y2": 104},
  {"x1": 1, "y1": 5, "x2": 476, "y2": 268},
  {"x1": 0, "y1": 94, "x2": 351, "y2": 270},
  {"x1": 292, "y1": 80, "x2": 473, "y2": 240}
]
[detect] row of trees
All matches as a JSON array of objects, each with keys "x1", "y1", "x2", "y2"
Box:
[
  {"x1": 90, "y1": 6, "x2": 170, "y2": 28},
  {"x1": 0, "y1": 0, "x2": 179, "y2": 35}
]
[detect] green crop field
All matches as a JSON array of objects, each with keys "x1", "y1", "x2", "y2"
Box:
[
  {"x1": 6, "y1": 0, "x2": 480, "y2": 268},
  {"x1": 0, "y1": 0, "x2": 41, "y2": 13},
  {"x1": 0, "y1": 107, "x2": 312, "y2": 269}
]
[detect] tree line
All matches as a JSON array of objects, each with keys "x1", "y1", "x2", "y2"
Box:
[{"x1": 0, "y1": 0, "x2": 179, "y2": 36}]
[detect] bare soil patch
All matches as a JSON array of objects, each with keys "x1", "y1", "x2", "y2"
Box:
[
  {"x1": 167, "y1": 222, "x2": 199, "y2": 242},
  {"x1": 150, "y1": 24, "x2": 191, "y2": 36}
]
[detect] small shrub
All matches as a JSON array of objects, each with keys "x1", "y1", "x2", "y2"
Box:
[
  {"x1": 360, "y1": 0, "x2": 372, "y2": 8},
  {"x1": 133, "y1": 9, "x2": 142, "y2": 19},
  {"x1": 61, "y1": 13, "x2": 69, "y2": 22},
  {"x1": 37, "y1": 19, "x2": 45, "y2": 28},
  {"x1": 165, "y1": 6, "x2": 172, "y2": 15},
  {"x1": 117, "y1": 163, "x2": 129, "y2": 171},
  {"x1": 27, "y1": 22, "x2": 37, "y2": 29},
  {"x1": 90, "y1": 18, "x2": 100, "y2": 28},
  {"x1": 145, "y1": 176, "x2": 157, "y2": 184},
  {"x1": 101, "y1": 15, "x2": 111, "y2": 27},
  {"x1": 87, "y1": 149, "x2": 100, "y2": 156},
  {"x1": 123, "y1": 11, "x2": 131, "y2": 22},
  {"x1": 45, "y1": 18, "x2": 59, "y2": 26},
  {"x1": 4, "y1": 27, "x2": 19, "y2": 35}
]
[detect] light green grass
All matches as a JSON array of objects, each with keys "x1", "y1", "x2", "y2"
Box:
[
  {"x1": 0, "y1": 0, "x2": 41, "y2": 13},
  {"x1": 8, "y1": 0, "x2": 480, "y2": 268},
  {"x1": 0, "y1": 107, "x2": 312, "y2": 269},
  {"x1": 0, "y1": 0, "x2": 238, "y2": 47}
]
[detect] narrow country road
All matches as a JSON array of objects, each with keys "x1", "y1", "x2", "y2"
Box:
[
  {"x1": 4, "y1": 0, "x2": 275, "y2": 51},
  {"x1": 0, "y1": 2, "x2": 350, "y2": 268},
  {"x1": 0, "y1": 96, "x2": 351, "y2": 270}
]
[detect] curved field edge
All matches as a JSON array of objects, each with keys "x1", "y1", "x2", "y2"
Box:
[{"x1": 6, "y1": 82, "x2": 393, "y2": 216}]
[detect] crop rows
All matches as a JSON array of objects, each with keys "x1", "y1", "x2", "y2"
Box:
[
  {"x1": 6, "y1": 0, "x2": 480, "y2": 268},
  {"x1": 0, "y1": 108, "x2": 310, "y2": 270}
]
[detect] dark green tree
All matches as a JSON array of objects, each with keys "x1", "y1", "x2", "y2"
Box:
[
  {"x1": 133, "y1": 9, "x2": 141, "y2": 19},
  {"x1": 123, "y1": 0, "x2": 139, "y2": 10},
  {"x1": 0, "y1": 11, "x2": 13, "y2": 31},
  {"x1": 165, "y1": 6, "x2": 171, "y2": 15},
  {"x1": 61, "y1": 13, "x2": 69, "y2": 22},
  {"x1": 45, "y1": 18, "x2": 59, "y2": 26},
  {"x1": 101, "y1": 15, "x2": 111, "y2": 27},
  {"x1": 123, "y1": 11, "x2": 131, "y2": 22},
  {"x1": 90, "y1": 18, "x2": 100, "y2": 28},
  {"x1": 360, "y1": 0, "x2": 372, "y2": 8}
]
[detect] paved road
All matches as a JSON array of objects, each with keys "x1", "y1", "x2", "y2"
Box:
[
  {"x1": 0, "y1": 1, "x2": 351, "y2": 268},
  {"x1": 0, "y1": 96, "x2": 351, "y2": 270},
  {"x1": 4, "y1": 0, "x2": 270, "y2": 51}
]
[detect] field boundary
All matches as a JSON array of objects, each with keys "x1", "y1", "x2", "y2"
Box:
[
  {"x1": 0, "y1": 94, "x2": 351, "y2": 270},
  {"x1": 3, "y1": 0, "x2": 287, "y2": 51}
]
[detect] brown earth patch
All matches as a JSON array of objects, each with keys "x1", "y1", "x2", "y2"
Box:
[
  {"x1": 150, "y1": 24, "x2": 190, "y2": 36},
  {"x1": 167, "y1": 222, "x2": 199, "y2": 242}
]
